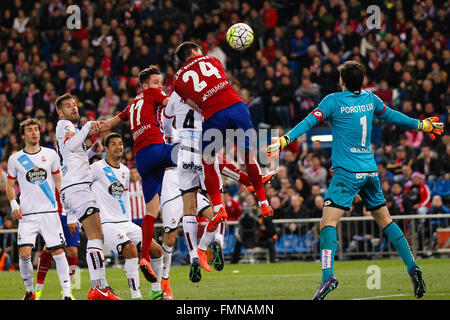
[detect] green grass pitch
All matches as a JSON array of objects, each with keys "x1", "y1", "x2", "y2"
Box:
[{"x1": 1, "y1": 258, "x2": 449, "y2": 300}]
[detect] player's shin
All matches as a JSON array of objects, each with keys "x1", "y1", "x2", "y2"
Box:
[
  {"x1": 141, "y1": 215, "x2": 156, "y2": 261},
  {"x1": 202, "y1": 160, "x2": 223, "y2": 208},
  {"x1": 19, "y1": 256, "x2": 34, "y2": 293},
  {"x1": 124, "y1": 257, "x2": 142, "y2": 299},
  {"x1": 320, "y1": 226, "x2": 338, "y2": 282},
  {"x1": 161, "y1": 243, "x2": 173, "y2": 280},
  {"x1": 183, "y1": 215, "x2": 199, "y2": 263},
  {"x1": 36, "y1": 250, "x2": 53, "y2": 292},
  {"x1": 86, "y1": 239, "x2": 108, "y2": 289},
  {"x1": 66, "y1": 256, "x2": 78, "y2": 284},
  {"x1": 150, "y1": 256, "x2": 163, "y2": 292},
  {"x1": 52, "y1": 251, "x2": 71, "y2": 298},
  {"x1": 384, "y1": 221, "x2": 418, "y2": 274}
]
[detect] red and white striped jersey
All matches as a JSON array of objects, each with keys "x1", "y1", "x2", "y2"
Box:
[{"x1": 129, "y1": 180, "x2": 146, "y2": 220}]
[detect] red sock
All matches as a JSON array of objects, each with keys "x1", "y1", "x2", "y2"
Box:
[
  {"x1": 245, "y1": 162, "x2": 266, "y2": 203},
  {"x1": 202, "y1": 159, "x2": 223, "y2": 207},
  {"x1": 37, "y1": 250, "x2": 53, "y2": 285},
  {"x1": 66, "y1": 256, "x2": 78, "y2": 282},
  {"x1": 141, "y1": 215, "x2": 156, "y2": 261},
  {"x1": 217, "y1": 154, "x2": 251, "y2": 186}
]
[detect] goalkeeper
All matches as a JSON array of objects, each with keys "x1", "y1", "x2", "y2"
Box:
[{"x1": 267, "y1": 61, "x2": 444, "y2": 300}]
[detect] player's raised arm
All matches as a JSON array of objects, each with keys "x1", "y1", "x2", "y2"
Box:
[
  {"x1": 267, "y1": 95, "x2": 333, "y2": 159},
  {"x1": 373, "y1": 92, "x2": 444, "y2": 140}
]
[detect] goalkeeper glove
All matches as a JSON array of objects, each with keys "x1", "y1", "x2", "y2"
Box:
[
  {"x1": 267, "y1": 135, "x2": 291, "y2": 159},
  {"x1": 418, "y1": 117, "x2": 444, "y2": 140}
]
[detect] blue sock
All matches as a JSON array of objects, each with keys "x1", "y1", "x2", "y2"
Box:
[
  {"x1": 384, "y1": 222, "x2": 418, "y2": 275},
  {"x1": 320, "y1": 226, "x2": 338, "y2": 282}
]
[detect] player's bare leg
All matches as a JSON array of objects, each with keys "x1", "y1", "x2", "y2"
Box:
[
  {"x1": 313, "y1": 206, "x2": 345, "y2": 300},
  {"x1": 371, "y1": 206, "x2": 425, "y2": 298},
  {"x1": 161, "y1": 230, "x2": 176, "y2": 300},
  {"x1": 122, "y1": 242, "x2": 142, "y2": 300},
  {"x1": 140, "y1": 194, "x2": 160, "y2": 283},
  {"x1": 83, "y1": 212, "x2": 121, "y2": 300}
]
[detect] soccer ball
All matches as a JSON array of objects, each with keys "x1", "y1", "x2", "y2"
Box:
[{"x1": 226, "y1": 23, "x2": 254, "y2": 51}]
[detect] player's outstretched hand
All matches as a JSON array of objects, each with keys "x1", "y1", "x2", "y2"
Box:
[
  {"x1": 68, "y1": 223, "x2": 78, "y2": 236},
  {"x1": 91, "y1": 140, "x2": 104, "y2": 154},
  {"x1": 267, "y1": 135, "x2": 291, "y2": 159},
  {"x1": 418, "y1": 117, "x2": 444, "y2": 140}
]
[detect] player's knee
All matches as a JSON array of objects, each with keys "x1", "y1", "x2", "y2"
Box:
[
  {"x1": 65, "y1": 246, "x2": 78, "y2": 258},
  {"x1": 164, "y1": 230, "x2": 177, "y2": 247},
  {"x1": 150, "y1": 241, "x2": 162, "y2": 258},
  {"x1": 51, "y1": 248, "x2": 65, "y2": 256},
  {"x1": 121, "y1": 242, "x2": 138, "y2": 259},
  {"x1": 19, "y1": 246, "x2": 32, "y2": 259}
]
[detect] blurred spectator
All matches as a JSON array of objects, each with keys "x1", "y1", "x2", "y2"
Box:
[
  {"x1": 391, "y1": 182, "x2": 413, "y2": 215},
  {"x1": 404, "y1": 172, "x2": 432, "y2": 214},
  {"x1": 0, "y1": 216, "x2": 18, "y2": 267},
  {"x1": 224, "y1": 187, "x2": 242, "y2": 222},
  {"x1": 129, "y1": 167, "x2": 145, "y2": 227},
  {"x1": 301, "y1": 153, "x2": 327, "y2": 189},
  {"x1": 413, "y1": 145, "x2": 440, "y2": 182}
]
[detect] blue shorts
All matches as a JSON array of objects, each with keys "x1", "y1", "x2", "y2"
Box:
[
  {"x1": 60, "y1": 215, "x2": 80, "y2": 247},
  {"x1": 135, "y1": 143, "x2": 177, "y2": 203},
  {"x1": 324, "y1": 168, "x2": 386, "y2": 211},
  {"x1": 202, "y1": 102, "x2": 255, "y2": 154}
]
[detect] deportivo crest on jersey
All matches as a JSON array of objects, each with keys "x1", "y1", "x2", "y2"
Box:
[
  {"x1": 108, "y1": 180, "x2": 125, "y2": 198},
  {"x1": 26, "y1": 166, "x2": 48, "y2": 184}
]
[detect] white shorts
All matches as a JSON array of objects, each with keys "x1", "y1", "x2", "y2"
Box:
[
  {"x1": 101, "y1": 221, "x2": 142, "y2": 255},
  {"x1": 61, "y1": 183, "x2": 100, "y2": 223},
  {"x1": 161, "y1": 192, "x2": 211, "y2": 233},
  {"x1": 177, "y1": 149, "x2": 204, "y2": 193},
  {"x1": 18, "y1": 212, "x2": 66, "y2": 250}
]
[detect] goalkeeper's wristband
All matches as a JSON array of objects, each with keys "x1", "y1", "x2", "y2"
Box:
[{"x1": 279, "y1": 135, "x2": 291, "y2": 150}]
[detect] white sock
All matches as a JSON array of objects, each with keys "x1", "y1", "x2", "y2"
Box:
[
  {"x1": 198, "y1": 225, "x2": 215, "y2": 251},
  {"x1": 161, "y1": 243, "x2": 173, "y2": 279},
  {"x1": 19, "y1": 256, "x2": 34, "y2": 293},
  {"x1": 68, "y1": 264, "x2": 77, "y2": 284},
  {"x1": 258, "y1": 200, "x2": 269, "y2": 206},
  {"x1": 183, "y1": 215, "x2": 199, "y2": 263},
  {"x1": 53, "y1": 252, "x2": 71, "y2": 298},
  {"x1": 150, "y1": 256, "x2": 163, "y2": 292},
  {"x1": 214, "y1": 222, "x2": 225, "y2": 248},
  {"x1": 124, "y1": 258, "x2": 141, "y2": 299},
  {"x1": 86, "y1": 239, "x2": 108, "y2": 289}
]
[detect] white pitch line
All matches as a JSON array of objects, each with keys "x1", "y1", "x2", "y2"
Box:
[{"x1": 352, "y1": 293, "x2": 449, "y2": 300}]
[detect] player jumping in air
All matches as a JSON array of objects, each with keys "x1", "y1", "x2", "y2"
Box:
[
  {"x1": 54, "y1": 93, "x2": 121, "y2": 300},
  {"x1": 267, "y1": 61, "x2": 444, "y2": 300},
  {"x1": 162, "y1": 90, "x2": 275, "y2": 284},
  {"x1": 6, "y1": 119, "x2": 72, "y2": 300},
  {"x1": 173, "y1": 42, "x2": 274, "y2": 234},
  {"x1": 101, "y1": 65, "x2": 173, "y2": 284}
]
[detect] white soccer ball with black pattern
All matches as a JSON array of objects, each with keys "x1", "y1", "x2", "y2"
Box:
[{"x1": 226, "y1": 23, "x2": 254, "y2": 51}]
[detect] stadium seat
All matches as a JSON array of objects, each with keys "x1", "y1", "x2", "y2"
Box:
[
  {"x1": 298, "y1": 232, "x2": 318, "y2": 253},
  {"x1": 223, "y1": 232, "x2": 236, "y2": 256},
  {"x1": 276, "y1": 234, "x2": 300, "y2": 255},
  {"x1": 176, "y1": 236, "x2": 188, "y2": 255},
  {"x1": 432, "y1": 180, "x2": 450, "y2": 198}
]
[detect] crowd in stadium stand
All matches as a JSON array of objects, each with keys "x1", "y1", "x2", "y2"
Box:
[{"x1": 0, "y1": 0, "x2": 449, "y2": 262}]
